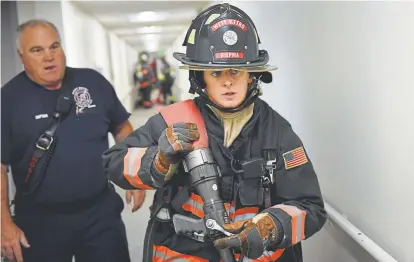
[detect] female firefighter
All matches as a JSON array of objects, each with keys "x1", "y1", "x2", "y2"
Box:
[{"x1": 103, "y1": 3, "x2": 327, "y2": 262}]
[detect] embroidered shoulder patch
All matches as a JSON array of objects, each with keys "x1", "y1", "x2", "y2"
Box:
[{"x1": 282, "y1": 146, "x2": 308, "y2": 170}]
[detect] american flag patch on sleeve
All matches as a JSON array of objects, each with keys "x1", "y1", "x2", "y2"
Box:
[{"x1": 282, "y1": 146, "x2": 308, "y2": 170}]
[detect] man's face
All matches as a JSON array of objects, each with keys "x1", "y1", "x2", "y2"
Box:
[{"x1": 18, "y1": 24, "x2": 66, "y2": 89}]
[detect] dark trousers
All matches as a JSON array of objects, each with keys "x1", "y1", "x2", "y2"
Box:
[
  {"x1": 161, "y1": 83, "x2": 173, "y2": 105},
  {"x1": 13, "y1": 187, "x2": 130, "y2": 262},
  {"x1": 162, "y1": 87, "x2": 172, "y2": 105},
  {"x1": 137, "y1": 87, "x2": 153, "y2": 108},
  {"x1": 140, "y1": 87, "x2": 151, "y2": 101}
]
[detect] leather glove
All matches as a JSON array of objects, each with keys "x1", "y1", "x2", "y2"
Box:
[
  {"x1": 153, "y1": 122, "x2": 199, "y2": 177},
  {"x1": 213, "y1": 213, "x2": 281, "y2": 259}
]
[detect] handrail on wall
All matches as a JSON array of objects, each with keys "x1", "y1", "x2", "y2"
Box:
[{"x1": 324, "y1": 202, "x2": 398, "y2": 262}]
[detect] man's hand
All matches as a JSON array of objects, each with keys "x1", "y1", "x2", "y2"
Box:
[
  {"x1": 1, "y1": 165, "x2": 30, "y2": 262},
  {"x1": 213, "y1": 213, "x2": 281, "y2": 259},
  {"x1": 125, "y1": 190, "x2": 146, "y2": 212},
  {"x1": 1, "y1": 221, "x2": 30, "y2": 262}
]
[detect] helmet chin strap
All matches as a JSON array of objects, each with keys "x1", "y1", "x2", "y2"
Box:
[{"x1": 189, "y1": 76, "x2": 261, "y2": 113}]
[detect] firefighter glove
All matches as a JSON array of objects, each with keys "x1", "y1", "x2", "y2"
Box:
[
  {"x1": 154, "y1": 122, "x2": 199, "y2": 176},
  {"x1": 214, "y1": 213, "x2": 281, "y2": 259}
]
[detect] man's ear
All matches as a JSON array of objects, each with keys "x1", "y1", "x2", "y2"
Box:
[{"x1": 17, "y1": 50, "x2": 24, "y2": 64}]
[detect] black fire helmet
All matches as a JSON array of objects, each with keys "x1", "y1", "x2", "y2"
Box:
[{"x1": 173, "y1": 3, "x2": 277, "y2": 112}]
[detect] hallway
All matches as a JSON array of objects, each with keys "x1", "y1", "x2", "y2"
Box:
[{"x1": 2, "y1": 1, "x2": 413, "y2": 262}]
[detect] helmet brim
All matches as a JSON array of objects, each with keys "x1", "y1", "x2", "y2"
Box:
[
  {"x1": 174, "y1": 52, "x2": 276, "y2": 84},
  {"x1": 173, "y1": 52, "x2": 278, "y2": 71}
]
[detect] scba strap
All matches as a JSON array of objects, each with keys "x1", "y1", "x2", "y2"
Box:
[{"x1": 20, "y1": 71, "x2": 74, "y2": 198}]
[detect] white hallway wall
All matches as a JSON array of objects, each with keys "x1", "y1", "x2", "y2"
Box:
[
  {"x1": 169, "y1": 1, "x2": 414, "y2": 262},
  {"x1": 61, "y1": 1, "x2": 137, "y2": 113},
  {"x1": 165, "y1": 1, "x2": 213, "y2": 101},
  {"x1": 165, "y1": 29, "x2": 192, "y2": 101},
  {"x1": 1, "y1": 1, "x2": 22, "y2": 85},
  {"x1": 15, "y1": 1, "x2": 66, "y2": 48}
]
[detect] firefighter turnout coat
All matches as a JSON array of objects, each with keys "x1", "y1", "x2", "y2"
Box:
[{"x1": 102, "y1": 97, "x2": 327, "y2": 262}]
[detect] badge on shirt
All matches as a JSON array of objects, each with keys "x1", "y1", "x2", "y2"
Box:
[
  {"x1": 72, "y1": 86, "x2": 96, "y2": 116},
  {"x1": 282, "y1": 146, "x2": 308, "y2": 170}
]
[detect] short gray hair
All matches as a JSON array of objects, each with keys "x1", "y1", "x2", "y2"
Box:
[{"x1": 16, "y1": 19, "x2": 61, "y2": 53}]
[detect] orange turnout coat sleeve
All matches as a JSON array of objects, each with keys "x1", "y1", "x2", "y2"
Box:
[{"x1": 102, "y1": 114, "x2": 168, "y2": 190}]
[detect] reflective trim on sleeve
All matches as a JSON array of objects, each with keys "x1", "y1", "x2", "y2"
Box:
[
  {"x1": 123, "y1": 147, "x2": 153, "y2": 189},
  {"x1": 272, "y1": 204, "x2": 306, "y2": 245},
  {"x1": 229, "y1": 207, "x2": 259, "y2": 222}
]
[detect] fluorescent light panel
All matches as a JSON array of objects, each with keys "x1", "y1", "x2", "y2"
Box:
[
  {"x1": 127, "y1": 9, "x2": 198, "y2": 23},
  {"x1": 124, "y1": 34, "x2": 176, "y2": 44},
  {"x1": 136, "y1": 26, "x2": 162, "y2": 34},
  {"x1": 114, "y1": 25, "x2": 184, "y2": 36},
  {"x1": 125, "y1": 33, "x2": 162, "y2": 43},
  {"x1": 145, "y1": 42, "x2": 160, "y2": 52},
  {"x1": 128, "y1": 11, "x2": 168, "y2": 22}
]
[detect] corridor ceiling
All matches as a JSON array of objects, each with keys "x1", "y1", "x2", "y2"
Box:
[{"x1": 71, "y1": 0, "x2": 212, "y2": 53}]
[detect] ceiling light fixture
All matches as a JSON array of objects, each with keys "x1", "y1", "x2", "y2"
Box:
[
  {"x1": 136, "y1": 26, "x2": 163, "y2": 34},
  {"x1": 142, "y1": 34, "x2": 161, "y2": 42},
  {"x1": 128, "y1": 11, "x2": 168, "y2": 22},
  {"x1": 145, "y1": 42, "x2": 160, "y2": 53}
]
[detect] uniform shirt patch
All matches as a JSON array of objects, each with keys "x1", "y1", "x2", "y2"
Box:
[
  {"x1": 72, "y1": 86, "x2": 95, "y2": 115},
  {"x1": 282, "y1": 146, "x2": 308, "y2": 170}
]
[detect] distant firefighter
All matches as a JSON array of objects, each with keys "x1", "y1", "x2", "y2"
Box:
[
  {"x1": 133, "y1": 51, "x2": 156, "y2": 108},
  {"x1": 157, "y1": 50, "x2": 175, "y2": 105}
]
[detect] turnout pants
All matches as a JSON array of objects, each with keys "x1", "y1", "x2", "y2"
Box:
[
  {"x1": 140, "y1": 87, "x2": 151, "y2": 101},
  {"x1": 13, "y1": 186, "x2": 130, "y2": 262}
]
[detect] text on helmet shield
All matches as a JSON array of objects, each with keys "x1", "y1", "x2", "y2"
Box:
[
  {"x1": 215, "y1": 52, "x2": 244, "y2": 59},
  {"x1": 210, "y1": 19, "x2": 247, "y2": 32}
]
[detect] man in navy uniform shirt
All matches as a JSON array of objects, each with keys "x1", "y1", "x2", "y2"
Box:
[{"x1": 1, "y1": 19, "x2": 145, "y2": 262}]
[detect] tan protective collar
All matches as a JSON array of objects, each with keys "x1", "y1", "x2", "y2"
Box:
[{"x1": 208, "y1": 103, "x2": 254, "y2": 147}]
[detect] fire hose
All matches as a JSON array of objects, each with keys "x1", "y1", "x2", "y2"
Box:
[
  {"x1": 159, "y1": 100, "x2": 238, "y2": 261},
  {"x1": 172, "y1": 148, "x2": 237, "y2": 262}
]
